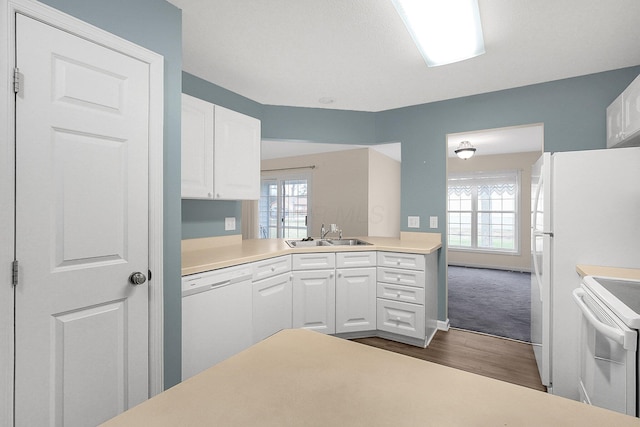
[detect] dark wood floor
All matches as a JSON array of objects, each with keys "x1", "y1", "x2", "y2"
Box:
[{"x1": 353, "y1": 328, "x2": 546, "y2": 392}]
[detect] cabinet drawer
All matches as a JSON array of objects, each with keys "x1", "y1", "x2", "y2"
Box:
[
  {"x1": 292, "y1": 253, "x2": 335, "y2": 270},
  {"x1": 377, "y1": 282, "x2": 424, "y2": 305},
  {"x1": 377, "y1": 252, "x2": 425, "y2": 270},
  {"x1": 377, "y1": 267, "x2": 425, "y2": 289},
  {"x1": 377, "y1": 299, "x2": 425, "y2": 340},
  {"x1": 252, "y1": 255, "x2": 292, "y2": 281},
  {"x1": 336, "y1": 251, "x2": 376, "y2": 268}
]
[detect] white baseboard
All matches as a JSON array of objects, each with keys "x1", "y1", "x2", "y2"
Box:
[
  {"x1": 437, "y1": 319, "x2": 450, "y2": 331},
  {"x1": 448, "y1": 263, "x2": 531, "y2": 273}
]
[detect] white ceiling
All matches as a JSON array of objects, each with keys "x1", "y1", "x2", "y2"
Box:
[
  {"x1": 262, "y1": 140, "x2": 401, "y2": 162},
  {"x1": 168, "y1": 0, "x2": 640, "y2": 113}
]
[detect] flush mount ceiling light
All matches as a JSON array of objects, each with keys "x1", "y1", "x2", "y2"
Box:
[
  {"x1": 454, "y1": 140, "x2": 476, "y2": 159},
  {"x1": 318, "y1": 97, "x2": 336, "y2": 105},
  {"x1": 391, "y1": 0, "x2": 485, "y2": 67}
]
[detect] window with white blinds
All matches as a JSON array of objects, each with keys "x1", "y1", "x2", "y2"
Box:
[{"x1": 447, "y1": 170, "x2": 520, "y2": 253}]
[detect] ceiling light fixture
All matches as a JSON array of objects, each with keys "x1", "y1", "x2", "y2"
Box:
[
  {"x1": 318, "y1": 97, "x2": 336, "y2": 105},
  {"x1": 391, "y1": 0, "x2": 485, "y2": 67},
  {"x1": 454, "y1": 141, "x2": 476, "y2": 159}
]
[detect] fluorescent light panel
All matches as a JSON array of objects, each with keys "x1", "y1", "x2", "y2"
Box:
[{"x1": 392, "y1": 0, "x2": 485, "y2": 67}]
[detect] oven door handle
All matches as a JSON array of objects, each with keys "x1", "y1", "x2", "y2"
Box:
[{"x1": 572, "y1": 288, "x2": 629, "y2": 348}]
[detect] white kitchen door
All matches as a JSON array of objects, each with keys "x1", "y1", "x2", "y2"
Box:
[{"x1": 14, "y1": 13, "x2": 150, "y2": 427}]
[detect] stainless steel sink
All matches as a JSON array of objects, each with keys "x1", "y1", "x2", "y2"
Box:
[
  {"x1": 285, "y1": 238, "x2": 372, "y2": 248},
  {"x1": 325, "y1": 239, "x2": 372, "y2": 246},
  {"x1": 285, "y1": 239, "x2": 333, "y2": 248}
]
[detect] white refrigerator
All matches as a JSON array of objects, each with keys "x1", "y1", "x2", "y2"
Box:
[{"x1": 531, "y1": 147, "x2": 640, "y2": 399}]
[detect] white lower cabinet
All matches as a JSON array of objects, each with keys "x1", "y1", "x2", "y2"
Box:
[
  {"x1": 376, "y1": 251, "x2": 430, "y2": 343},
  {"x1": 292, "y1": 269, "x2": 336, "y2": 334},
  {"x1": 252, "y1": 272, "x2": 293, "y2": 343},
  {"x1": 187, "y1": 248, "x2": 437, "y2": 361},
  {"x1": 377, "y1": 299, "x2": 425, "y2": 339},
  {"x1": 335, "y1": 267, "x2": 377, "y2": 333}
]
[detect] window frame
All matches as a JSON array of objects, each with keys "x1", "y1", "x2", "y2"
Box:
[
  {"x1": 447, "y1": 169, "x2": 521, "y2": 255},
  {"x1": 258, "y1": 171, "x2": 312, "y2": 239}
]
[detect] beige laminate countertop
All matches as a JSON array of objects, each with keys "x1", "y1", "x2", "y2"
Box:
[
  {"x1": 102, "y1": 329, "x2": 640, "y2": 427},
  {"x1": 182, "y1": 232, "x2": 442, "y2": 276},
  {"x1": 576, "y1": 264, "x2": 640, "y2": 281}
]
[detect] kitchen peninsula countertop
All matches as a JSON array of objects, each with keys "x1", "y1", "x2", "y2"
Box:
[
  {"x1": 182, "y1": 232, "x2": 442, "y2": 276},
  {"x1": 101, "y1": 328, "x2": 640, "y2": 427},
  {"x1": 576, "y1": 264, "x2": 640, "y2": 281}
]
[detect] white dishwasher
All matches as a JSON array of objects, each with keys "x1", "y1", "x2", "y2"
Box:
[{"x1": 182, "y1": 264, "x2": 253, "y2": 380}]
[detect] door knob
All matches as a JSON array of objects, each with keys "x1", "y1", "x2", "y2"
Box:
[{"x1": 129, "y1": 272, "x2": 147, "y2": 286}]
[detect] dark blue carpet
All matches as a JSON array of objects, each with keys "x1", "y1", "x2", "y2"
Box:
[{"x1": 448, "y1": 266, "x2": 531, "y2": 342}]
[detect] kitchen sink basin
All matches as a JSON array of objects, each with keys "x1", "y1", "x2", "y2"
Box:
[
  {"x1": 325, "y1": 239, "x2": 372, "y2": 246},
  {"x1": 285, "y1": 239, "x2": 333, "y2": 248},
  {"x1": 285, "y1": 238, "x2": 372, "y2": 248}
]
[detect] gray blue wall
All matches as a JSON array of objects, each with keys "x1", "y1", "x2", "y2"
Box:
[{"x1": 38, "y1": 0, "x2": 184, "y2": 389}]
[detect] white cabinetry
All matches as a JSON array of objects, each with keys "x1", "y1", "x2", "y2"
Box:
[
  {"x1": 182, "y1": 264, "x2": 253, "y2": 380},
  {"x1": 607, "y1": 74, "x2": 640, "y2": 148},
  {"x1": 181, "y1": 93, "x2": 213, "y2": 198},
  {"x1": 292, "y1": 253, "x2": 335, "y2": 334},
  {"x1": 335, "y1": 252, "x2": 376, "y2": 334},
  {"x1": 376, "y1": 251, "x2": 437, "y2": 346},
  {"x1": 181, "y1": 93, "x2": 261, "y2": 199},
  {"x1": 251, "y1": 255, "x2": 292, "y2": 343}
]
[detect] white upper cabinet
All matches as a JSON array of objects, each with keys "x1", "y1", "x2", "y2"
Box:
[
  {"x1": 607, "y1": 74, "x2": 640, "y2": 148},
  {"x1": 181, "y1": 93, "x2": 261, "y2": 199},
  {"x1": 213, "y1": 105, "x2": 261, "y2": 200},
  {"x1": 181, "y1": 93, "x2": 214, "y2": 198}
]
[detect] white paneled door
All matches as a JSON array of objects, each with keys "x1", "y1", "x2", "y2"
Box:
[{"x1": 14, "y1": 13, "x2": 150, "y2": 427}]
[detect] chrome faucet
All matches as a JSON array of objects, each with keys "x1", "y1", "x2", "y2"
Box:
[{"x1": 321, "y1": 223, "x2": 341, "y2": 239}]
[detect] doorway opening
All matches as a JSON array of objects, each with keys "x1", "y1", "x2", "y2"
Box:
[{"x1": 445, "y1": 124, "x2": 543, "y2": 342}]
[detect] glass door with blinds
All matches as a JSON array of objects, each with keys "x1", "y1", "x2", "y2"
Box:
[{"x1": 259, "y1": 174, "x2": 310, "y2": 239}]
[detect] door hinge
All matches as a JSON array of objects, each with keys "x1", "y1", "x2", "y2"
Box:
[
  {"x1": 13, "y1": 67, "x2": 20, "y2": 93},
  {"x1": 12, "y1": 260, "x2": 19, "y2": 287}
]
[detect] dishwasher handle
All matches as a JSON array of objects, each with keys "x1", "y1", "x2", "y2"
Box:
[
  {"x1": 182, "y1": 271, "x2": 252, "y2": 297},
  {"x1": 572, "y1": 288, "x2": 633, "y2": 350}
]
